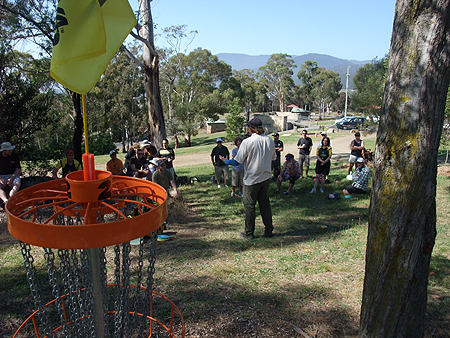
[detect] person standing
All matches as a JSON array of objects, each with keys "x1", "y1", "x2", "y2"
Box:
[
  {"x1": 221, "y1": 118, "x2": 276, "y2": 239},
  {"x1": 272, "y1": 132, "x2": 284, "y2": 180},
  {"x1": 317, "y1": 131, "x2": 331, "y2": 183},
  {"x1": 0, "y1": 142, "x2": 21, "y2": 207},
  {"x1": 348, "y1": 132, "x2": 364, "y2": 175},
  {"x1": 210, "y1": 138, "x2": 230, "y2": 188},
  {"x1": 156, "y1": 139, "x2": 176, "y2": 178},
  {"x1": 310, "y1": 137, "x2": 332, "y2": 194},
  {"x1": 52, "y1": 149, "x2": 82, "y2": 179},
  {"x1": 297, "y1": 129, "x2": 313, "y2": 178},
  {"x1": 231, "y1": 136, "x2": 244, "y2": 198}
]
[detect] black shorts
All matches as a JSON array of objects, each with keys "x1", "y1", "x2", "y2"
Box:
[
  {"x1": 315, "y1": 160, "x2": 330, "y2": 176},
  {"x1": 272, "y1": 159, "x2": 281, "y2": 171},
  {"x1": 345, "y1": 184, "x2": 366, "y2": 194}
]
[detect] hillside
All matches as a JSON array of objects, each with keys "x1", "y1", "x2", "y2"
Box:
[{"x1": 216, "y1": 52, "x2": 371, "y2": 89}]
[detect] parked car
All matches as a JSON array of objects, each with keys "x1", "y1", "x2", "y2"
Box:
[
  {"x1": 334, "y1": 115, "x2": 352, "y2": 125},
  {"x1": 337, "y1": 116, "x2": 366, "y2": 130}
]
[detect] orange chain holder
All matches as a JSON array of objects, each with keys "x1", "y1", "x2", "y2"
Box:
[{"x1": 7, "y1": 164, "x2": 185, "y2": 338}]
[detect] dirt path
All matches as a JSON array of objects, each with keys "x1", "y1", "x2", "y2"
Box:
[{"x1": 173, "y1": 132, "x2": 377, "y2": 168}]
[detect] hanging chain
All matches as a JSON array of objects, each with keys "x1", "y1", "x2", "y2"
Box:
[
  {"x1": 121, "y1": 241, "x2": 132, "y2": 338},
  {"x1": 146, "y1": 230, "x2": 158, "y2": 292},
  {"x1": 21, "y1": 242, "x2": 52, "y2": 336},
  {"x1": 99, "y1": 246, "x2": 110, "y2": 336},
  {"x1": 44, "y1": 248, "x2": 68, "y2": 336},
  {"x1": 58, "y1": 249, "x2": 82, "y2": 338},
  {"x1": 113, "y1": 244, "x2": 124, "y2": 337},
  {"x1": 80, "y1": 249, "x2": 96, "y2": 338}
]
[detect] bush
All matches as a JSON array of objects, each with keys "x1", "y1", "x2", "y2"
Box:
[{"x1": 89, "y1": 132, "x2": 115, "y2": 155}]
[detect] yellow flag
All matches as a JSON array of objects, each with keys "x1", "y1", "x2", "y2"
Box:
[{"x1": 50, "y1": 0, "x2": 137, "y2": 94}]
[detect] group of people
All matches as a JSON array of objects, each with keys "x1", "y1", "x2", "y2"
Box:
[
  {"x1": 208, "y1": 124, "x2": 371, "y2": 239},
  {"x1": 50, "y1": 139, "x2": 179, "y2": 198},
  {"x1": 1, "y1": 125, "x2": 370, "y2": 241},
  {"x1": 273, "y1": 129, "x2": 369, "y2": 197}
]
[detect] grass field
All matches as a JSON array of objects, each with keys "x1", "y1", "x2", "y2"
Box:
[{"x1": 1, "y1": 130, "x2": 449, "y2": 337}]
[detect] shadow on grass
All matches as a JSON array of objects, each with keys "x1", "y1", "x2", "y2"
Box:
[
  {"x1": 154, "y1": 274, "x2": 360, "y2": 337},
  {"x1": 0, "y1": 264, "x2": 50, "y2": 337},
  {"x1": 426, "y1": 255, "x2": 450, "y2": 337}
]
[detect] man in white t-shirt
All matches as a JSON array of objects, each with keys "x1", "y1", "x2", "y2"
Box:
[{"x1": 220, "y1": 118, "x2": 276, "y2": 239}]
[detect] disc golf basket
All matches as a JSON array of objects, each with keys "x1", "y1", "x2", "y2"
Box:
[{"x1": 6, "y1": 169, "x2": 185, "y2": 338}]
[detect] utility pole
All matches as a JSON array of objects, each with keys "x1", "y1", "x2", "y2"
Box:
[{"x1": 344, "y1": 66, "x2": 350, "y2": 117}]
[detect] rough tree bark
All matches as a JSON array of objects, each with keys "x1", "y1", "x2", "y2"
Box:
[
  {"x1": 359, "y1": 1, "x2": 450, "y2": 337},
  {"x1": 137, "y1": 0, "x2": 166, "y2": 149}
]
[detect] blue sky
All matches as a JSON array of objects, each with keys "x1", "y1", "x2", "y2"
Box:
[{"x1": 144, "y1": 0, "x2": 396, "y2": 61}]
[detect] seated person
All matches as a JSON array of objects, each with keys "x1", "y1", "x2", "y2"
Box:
[
  {"x1": 152, "y1": 160, "x2": 179, "y2": 198},
  {"x1": 276, "y1": 153, "x2": 301, "y2": 194},
  {"x1": 106, "y1": 150, "x2": 124, "y2": 175},
  {"x1": 52, "y1": 149, "x2": 82, "y2": 179},
  {"x1": 126, "y1": 149, "x2": 151, "y2": 179},
  {"x1": 148, "y1": 158, "x2": 159, "y2": 176},
  {"x1": 0, "y1": 142, "x2": 21, "y2": 207},
  {"x1": 142, "y1": 140, "x2": 157, "y2": 160},
  {"x1": 343, "y1": 157, "x2": 370, "y2": 196},
  {"x1": 124, "y1": 143, "x2": 140, "y2": 170}
]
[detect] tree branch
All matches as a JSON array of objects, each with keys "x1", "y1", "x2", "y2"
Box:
[
  {"x1": 122, "y1": 45, "x2": 145, "y2": 69},
  {"x1": 130, "y1": 30, "x2": 158, "y2": 58}
]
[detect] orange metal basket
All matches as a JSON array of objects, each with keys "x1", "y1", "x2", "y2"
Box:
[{"x1": 6, "y1": 170, "x2": 185, "y2": 338}]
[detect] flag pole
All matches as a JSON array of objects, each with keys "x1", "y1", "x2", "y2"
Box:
[{"x1": 82, "y1": 94, "x2": 89, "y2": 154}]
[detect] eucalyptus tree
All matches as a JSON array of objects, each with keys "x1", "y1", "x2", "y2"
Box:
[
  {"x1": 159, "y1": 25, "x2": 197, "y2": 147},
  {"x1": 259, "y1": 53, "x2": 296, "y2": 111},
  {"x1": 359, "y1": 1, "x2": 450, "y2": 337},
  {"x1": 169, "y1": 48, "x2": 232, "y2": 146},
  {"x1": 310, "y1": 69, "x2": 342, "y2": 118},
  {"x1": 89, "y1": 50, "x2": 146, "y2": 151},
  {"x1": 122, "y1": 0, "x2": 166, "y2": 148},
  {"x1": 0, "y1": 50, "x2": 59, "y2": 174},
  {"x1": 351, "y1": 57, "x2": 388, "y2": 115},
  {"x1": 297, "y1": 60, "x2": 322, "y2": 110},
  {"x1": 233, "y1": 69, "x2": 257, "y2": 121},
  {"x1": 0, "y1": 0, "x2": 85, "y2": 160}
]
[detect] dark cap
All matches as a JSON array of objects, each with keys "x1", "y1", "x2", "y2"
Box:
[
  {"x1": 285, "y1": 153, "x2": 294, "y2": 160},
  {"x1": 247, "y1": 118, "x2": 262, "y2": 127},
  {"x1": 355, "y1": 132, "x2": 361, "y2": 136},
  {"x1": 273, "y1": 132, "x2": 279, "y2": 137}
]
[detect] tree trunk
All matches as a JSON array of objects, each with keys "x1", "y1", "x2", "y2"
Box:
[
  {"x1": 71, "y1": 91, "x2": 83, "y2": 162},
  {"x1": 139, "y1": 0, "x2": 166, "y2": 149},
  {"x1": 184, "y1": 133, "x2": 191, "y2": 147},
  {"x1": 359, "y1": 1, "x2": 450, "y2": 337}
]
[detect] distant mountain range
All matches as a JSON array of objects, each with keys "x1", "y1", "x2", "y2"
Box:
[{"x1": 216, "y1": 53, "x2": 371, "y2": 89}]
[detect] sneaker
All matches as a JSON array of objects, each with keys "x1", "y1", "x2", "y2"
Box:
[
  {"x1": 309, "y1": 188, "x2": 316, "y2": 194},
  {"x1": 263, "y1": 232, "x2": 273, "y2": 238},
  {"x1": 325, "y1": 179, "x2": 331, "y2": 184},
  {"x1": 240, "y1": 232, "x2": 255, "y2": 239},
  {"x1": 217, "y1": 185, "x2": 221, "y2": 188},
  {"x1": 238, "y1": 192, "x2": 243, "y2": 198},
  {"x1": 320, "y1": 188, "x2": 324, "y2": 193},
  {"x1": 230, "y1": 192, "x2": 235, "y2": 198},
  {"x1": 283, "y1": 191, "x2": 289, "y2": 195}
]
